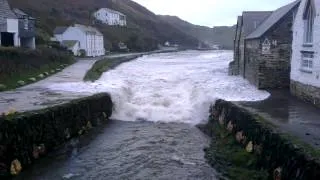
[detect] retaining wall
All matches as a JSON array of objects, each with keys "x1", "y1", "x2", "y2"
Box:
[
  {"x1": 291, "y1": 80, "x2": 320, "y2": 108},
  {"x1": 0, "y1": 93, "x2": 113, "y2": 178},
  {"x1": 207, "y1": 99, "x2": 320, "y2": 180}
]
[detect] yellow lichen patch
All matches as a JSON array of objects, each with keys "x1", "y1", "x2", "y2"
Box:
[
  {"x1": 273, "y1": 167, "x2": 282, "y2": 180},
  {"x1": 227, "y1": 121, "x2": 234, "y2": 132},
  {"x1": 10, "y1": 159, "x2": 22, "y2": 176},
  {"x1": 246, "y1": 141, "x2": 253, "y2": 153},
  {"x1": 5, "y1": 108, "x2": 17, "y2": 116}
]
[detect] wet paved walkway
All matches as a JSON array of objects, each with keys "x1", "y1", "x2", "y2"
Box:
[
  {"x1": 237, "y1": 90, "x2": 320, "y2": 149},
  {"x1": 0, "y1": 53, "x2": 144, "y2": 114}
]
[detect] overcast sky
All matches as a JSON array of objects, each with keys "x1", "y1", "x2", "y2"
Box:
[{"x1": 132, "y1": 0, "x2": 295, "y2": 27}]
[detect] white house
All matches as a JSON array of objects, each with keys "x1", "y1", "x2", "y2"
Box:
[
  {"x1": 0, "y1": 0, "x2": 20, "y2": 47},
  {"x1": 53, "y1": 24, "x2": 105, "y2": 57},
  {"x1": 290, "y1": 0, "x2": 320, "y2": 107},
  {"x1": 94, "y1": 8, "x2": 127, "y2": 26}
]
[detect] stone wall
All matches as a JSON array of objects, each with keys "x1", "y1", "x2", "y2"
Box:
[
  {"x1": 291, "y1": 80, "x2": 320, "y2": 108},
  {"x1": 229, "y1": 16, "x2": 242, "y2": 76},
  {"x1": 206, "y1": 99, "x2": 320, "y2": 180},
  {"x1": 0, "y1": 93, "x2": 113, "y2": 178},
  {"x1": 244, "y1": 11, "x2": 294, "y2": 89}
]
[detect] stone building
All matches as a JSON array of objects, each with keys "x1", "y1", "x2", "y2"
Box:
[
  {"x1": 244, "y1": 0, "x2": 300, "y2": 89},
  {"x1": 290, "y1": 0, "x2": 320, "y2": 107},
  {"x1": 229, "y1": 11, "x2": 272, "y2": 75},
  {"x1": 0, "y1": 0, "x2": 36, "y2": 49}
]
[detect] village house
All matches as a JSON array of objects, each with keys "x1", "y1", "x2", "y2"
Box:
[
  {"x1": 94, "y1": 8, "x2": 127, "y2": 26},
  {"x1": 290, "y1": 0, "x2": 320, "y2": 107},
  {"x1": 53, "y1": 24, "x2": 105, "y2": 57},
  {"x1": 229, "y1": 11, "x2": 272, "y2": 76},
  {"x1": 244, "y1": 0, "x2": 300, "y2": 89},
  {"x1": 0, "y1": 0, "x2": 36, "y2": 49}
]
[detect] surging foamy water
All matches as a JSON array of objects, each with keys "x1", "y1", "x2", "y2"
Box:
[{"x1": 48, "y1": 51, "x2": 269, "y2": 124}]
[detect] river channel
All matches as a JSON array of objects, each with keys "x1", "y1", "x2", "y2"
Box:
[{"x1": 15, "y1": 50, "x2": 269, "y2": 179}]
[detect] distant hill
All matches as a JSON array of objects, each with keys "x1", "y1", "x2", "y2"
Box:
[
  {"x1": 8, "y1": 0, "x2": 199, "y2": 51},
  {"x1": 159, "y1": 15, "x2": 236, "y2": 49}
]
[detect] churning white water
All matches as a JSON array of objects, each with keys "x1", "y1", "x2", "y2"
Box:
[{"x1": 48, "y1": 50, "x2": 269, "y2": 124}]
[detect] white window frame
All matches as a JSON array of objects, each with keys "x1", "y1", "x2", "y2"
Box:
[
  {"x1": 300, "y1": 51, "x2": 314, "y2": 73},
  {"x1": 303, "y1": 0, "x2": 315, "y2": 44}
]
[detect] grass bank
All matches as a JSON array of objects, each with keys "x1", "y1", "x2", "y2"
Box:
[
  {"x1": 84, "y1": 55, "x2": 141, "y2": 82},
  {"x1": 0, "y1": 47, "x2": 74, "y2": 91}
]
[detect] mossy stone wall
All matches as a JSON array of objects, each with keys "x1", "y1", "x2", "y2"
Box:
[
  {"x1": 207, "y1": 99, "x2": 320, "y2": 180},
  {"x1": 0, "y1": 93, "x2": 112, "y2": 178}
]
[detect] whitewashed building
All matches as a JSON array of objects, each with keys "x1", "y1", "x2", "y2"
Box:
[
  {"x1": 291, "y1": 0, "x2": 320, "y2": 107},
  {"x1": 94, "y1": 8, "x2": 127, "y2": 26},
  {"x1": 53, "y1": 24, "x2": 105, "y2": 57}
]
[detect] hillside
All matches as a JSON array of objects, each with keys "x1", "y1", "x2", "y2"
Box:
[
  {"x1": 8, "y1": 0, "x2": 199, "y2": 51},
  {"x1": 159, "y1": 15, "x2": 236, "y2": 49}
]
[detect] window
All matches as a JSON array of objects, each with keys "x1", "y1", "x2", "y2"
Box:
[
  {"x1": 303, "y1": 0, "x2": 315, "y2": 44},
  {"x1": 301, "y1": 51, "x2": 314, "y2": 72},
  {"x1": 24, "y1": 17, "x2": 28, "y2": 30}
]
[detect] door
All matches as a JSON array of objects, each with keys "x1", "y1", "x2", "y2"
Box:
[{"x1": 1, "y1": 32, "x2": 14, "y2": 47}]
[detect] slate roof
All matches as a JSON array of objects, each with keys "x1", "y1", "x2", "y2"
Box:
[
  {"x1": 0, "y1": 0, "x2": 17, "y2": 24},
  {"x1": 98, "y1": 8, "x2": 125, "y2": 16},
  {"x1": 74, "y1": 24, "x2": 103, "y2": 36},
  {"x1": 12, "y1": 8, "x2": 35, "y2": 19},
  {"x1": 61, "y1": 40, "x2": 79, "y2": 48},
  {"x1": 53, "y1": 26, "x2": 69, "y2": 34},
  {"x1": 246, "y1": 0, "x2": 301, "y2": 39},
  {"x1": 242, "y1": 11, "x2": 272, "y2": 37}
]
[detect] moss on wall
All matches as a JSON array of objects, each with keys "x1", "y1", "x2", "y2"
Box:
[
  {"x1": 204, "y1": 99, "x2": 320, "y2": 180},
  {"x1": 0, "y1": 93, "x2": 112, "y2": 178}
]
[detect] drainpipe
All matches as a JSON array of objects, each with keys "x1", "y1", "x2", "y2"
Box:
[{"x1": 243, "y1": 39, "x2": 246, "y2": 79}]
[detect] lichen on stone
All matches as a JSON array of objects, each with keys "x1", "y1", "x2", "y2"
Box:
[
  {"x1": 246, "y1": 141, "x2": 253, "y2": 153},
  {"x1": 10, "y1": 159, "x2": 22, "y2": 176}
]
